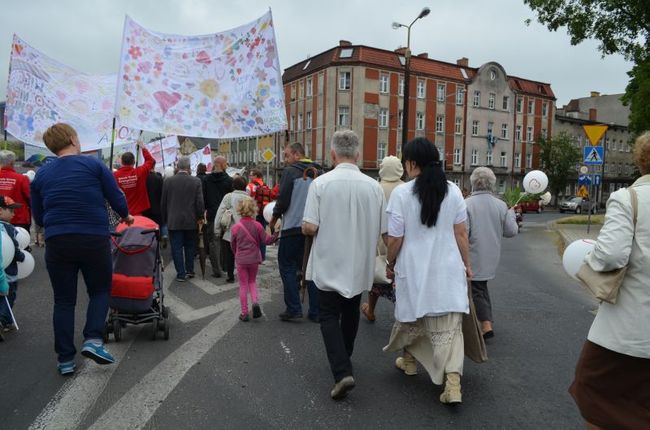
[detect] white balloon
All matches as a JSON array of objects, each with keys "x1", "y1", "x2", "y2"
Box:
[
  {"x1": 1, "y1": 230, "x2": 15, "y2": 269},
  {"x1": 24, "y1": 170, "x2": 36, "y2": 182},
  {"x1": 523, "y1": 170, "x2": 549, "y2": 194},
  {"x1": 263, "y1": 201, "x2": 276, "y2": 224},
  {"x1": 16, "y1": 251, "x2": 35, "y2": 280},
  {"x1": 562, "y1": 239, "x2": 595, "y2": 280},
  {"x1": 15, "y1": 227, "x2": 30, "y2": 250},
  {"x1": 541, "y1": 192, "x2": 552, "y2": 206}
]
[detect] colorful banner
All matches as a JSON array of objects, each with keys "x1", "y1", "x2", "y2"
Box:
[
  {"x1": 114, "y1": 11, "x2": 287, "y2": 139},
  {"x1": 144, "y1": 135, "x2": 180, "y2": 173},
  {"x1": 4, "y1": 35, "x2": 139, "y2": 151},
  {"x1": 188, "y1": 145, "x2": 212, "y2": 174}
]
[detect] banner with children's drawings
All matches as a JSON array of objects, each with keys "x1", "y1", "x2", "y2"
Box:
[
  {"x1": 4, "y1": 34, "x2": 139, "y2": 152},
  {"x1": 114, "y1": 11, "x2": 287, "y2": 139},
  {"x1": 144, "y1": 135, "x2": 180, "y2": 173},
  {"x1": 188, "y1": 145, "x2": 212, "y2": 174}
]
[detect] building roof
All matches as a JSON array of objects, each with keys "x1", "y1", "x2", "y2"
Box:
[{"x1": 283, "y1": 44, "x2": 554, "y2": 99}]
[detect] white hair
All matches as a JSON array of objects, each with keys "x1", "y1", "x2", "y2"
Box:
[
  {"x1": 331, "y1": 130, "x2": 359, "y2": 159},
  {"x1": 0, "y1": 150, "x2": 16, "y2": 166},
  {"x1": 470, "y1": 167, "x2": 496, "y2": 192}
]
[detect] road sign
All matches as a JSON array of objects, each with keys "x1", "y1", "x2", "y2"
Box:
[
  {"x1": 261, "y1": 148, "x2": 275, "y2": 163},
  {"x1": 583, "y1": 146, "x2": 604, "y2": 165},
  {"x1": 594, "y1": 174, "x2": 601, "y2": 186},
  {"x1": 579, "y1": 165, "x2": 589, "y2": 175},
  {"x1": 578, "y1": 174, "x2": 592, "y2": 185},
  {"x1": 583, "y1": 124, "x2": 608, "y2": 146},
  {"x1": 577, "y1": 185, "x2": 589, "y2": 198}
]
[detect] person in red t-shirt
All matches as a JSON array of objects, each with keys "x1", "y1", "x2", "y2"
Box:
[
  {"x1": 113, "y1": 141, "x2": 155, "y2": 216},
  {"x1": 0, "y1": 150, "x2": 31, "y2": 232}
]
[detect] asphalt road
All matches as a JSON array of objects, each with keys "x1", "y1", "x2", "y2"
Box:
[{"x1": 0, "y1": 214, "x2": 596, "y2": 429}]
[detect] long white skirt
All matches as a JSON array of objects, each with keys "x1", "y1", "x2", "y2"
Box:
[{"x1": 383, "y1": 312, "x2": 464, "y2": 385}]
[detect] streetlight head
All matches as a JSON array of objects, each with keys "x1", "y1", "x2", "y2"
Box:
[
  {"x1": 419, "y1": 7, "x2": 431, "y2": 19},
  {"x1": 392, "y1": 22, "x2": 402, "y2": 30}
]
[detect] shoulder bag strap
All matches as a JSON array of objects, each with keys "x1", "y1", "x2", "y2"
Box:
[
  {"x1": 239, "y1": 222, "x2": 258, "y2": 245},
  {"x1": 629, "y1": 187, "x2": 638, "y2": 227}
]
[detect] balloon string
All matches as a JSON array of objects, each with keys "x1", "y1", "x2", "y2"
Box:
[{"x1": 4, "y1": 296, "x2": 18, "y2": 331}]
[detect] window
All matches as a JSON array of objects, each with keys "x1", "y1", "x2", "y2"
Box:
[
  {"x1": 542, "y1": 102, "x2": 548, "y2": 117},
  {"x1": 487, "y1": 121, "x2": 494, "y2": 136},
  {"x1": 453, "y1": 148, "x2": 461, "y2": 165},
  {"x1": 455, "y1": 117, "x2": 462, "y2": 134},
  {"x1": 290, "y1": 115, "x2": 295, "y2": 131},
  {"x1": 453, "y1": 178, "x2": 461, "y2": 187},
  {"x1": 625, "y1": 141, "x2": 631, "y2": 152},
  {"x1": 291, "y1": 84, "x2": 296, "y2": 100},
  {"x1": 516, "y1": 97, "x2": 523, "y2": 113},
  {"x1": 501, "y1": 123, "x2": 508, "y2": 139},
  {"x1": 472, "y1": 120, "x2": 479, "y2": 136},
  {"x1": 486, "y1": 150, "x2": 493, "y2": 165},
  {"x1": 378, "y1": 109, "x2": 388, "y2": 128},
  {"x1": 608, "y1": 182, "x2": 615, "y2": 193},
  {"x1": 306, "y1": 78, "x2": 313, "y2": 97},
  {"x1": 436, "y1": 115, "x2": 444, "y2": 133},
  {"x1": 605, "y1": 163, "x2": 610, "y2": 173},
  {"x1": 339, "y1": 48, "x2": 353, "y2": 58},
  {"x1": 299, "y1": 81, "x2": 305, "y2": 99},
  {"x1": 297, "y1": 113, "x2": 303, "y2": 131},
  {"x1": 417, "y1": 80, "x2": 425, "y2": 98},
  {"x1": 500, "y1": 151, "x2": 507, "y2": 167},
  {"x1": 380, "y1": 74, "x2": 389, "y2": 93},
  {"x1": 502, "y1": 96, "x2": 510, "y2": 111},
  {"x1": 398, "y1": 110, "x2": 403, "y2": 129},
  {"x1": 516, "y1": 125, "x2": 522, "y2": 141},
  {"x1": 515, "y1": 152, "x2": 521, "y2": 168},
  {"x1": 338, "y1": 106, "x2": 349, "y2": 127},
  {"x1": 606, "y1": 137, "x2": 611, "y2": 150},
  {"x1": 339, "y1": 71, "x2": 351, "y2": 90},
  {"x1": 488, "y1": 92, "x2": 496, "y2": 109},
  {"x1": 456, "y1": 87, "x2": 464, "y2": 105},
  {"x1": 527, "y1": 126, "x2": 533, "y2": 142},
  {"x1": 526, "y1": 153, "x2": 532, "y2": 168},
  {"x1": 416, "y1": 112, "x2": 424, "y2": 130},
  {"x1": 498, "y1": 179, "x2": 506, "y2": 194},
  {"x1": 471, "y1": 149, "x2": 478, "y2": 165},
  {"x1": 437, "y1": 83, "x2": 446, "y2": 102},
  {"x1": 318, "y1": 72, "x2": 324, "y2": 94},
  {"x1": 528, "y1": 100, "x2": 534, "y2": 114},
  {"x1": 473, "y1": 91, "x2": 481, "y2": 107},
  {"x1": 377, "y1": 142, "x2": 387, "y2": 162},
  {"x1": 398, "y1": 77, "x2": 404, "y2": 96},
  {"x1": 397, "y1": 142, "x2": 402, "y2": 158},
  {"x1": 306, "y1": 111, "x2": 312, "y2": 129},
  {"x1": 541, "y1": 128, "x2": 547, "y2": 139}
]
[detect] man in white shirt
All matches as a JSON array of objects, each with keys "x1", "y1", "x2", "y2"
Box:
[{"x1": 302, "y1": 130, "x2": 386, "y2": 400}]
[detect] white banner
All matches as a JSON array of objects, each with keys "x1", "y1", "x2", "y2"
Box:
[
  {"x1": 114, "y1": 11, "x2": 287, "y2": 139},
  {"x1": 4, "y1": 35, "x2": 139, "y2": 151},
  {"x1": 144, "y1": 135, "x2": 180, "y2": 173},
  {"x1": 188, "y1": 145, "x2": 212, "y2": 174}
]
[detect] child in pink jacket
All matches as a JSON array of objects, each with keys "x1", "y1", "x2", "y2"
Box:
[{"x1": 231, "y1": 197, "x2": 278, "y2": 321}]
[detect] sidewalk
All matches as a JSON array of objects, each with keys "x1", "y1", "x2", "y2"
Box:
[{"x1": 551, "y1": 222, "x2": 602, "y2": 247}]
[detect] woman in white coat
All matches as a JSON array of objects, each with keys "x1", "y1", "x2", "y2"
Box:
[
  {"x1": 383, "y1": 138, "x2": 471, "y2": 405},
  {"x1": 214, "y1": 175, "x2": 249, "y2": 283},
  {"x1": 569, "y1": 132, "x2": 650, "y2": 429}
]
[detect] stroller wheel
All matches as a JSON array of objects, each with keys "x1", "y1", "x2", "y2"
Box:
[
  {"x1": 162, "y1": 306, "x2": 169, "y2": 319},
  {"x1": 103, "y1": 327, "x2": 109, "y2": 343},
  {"x1": 163, "y1": 317, "x2": 170, "y2": 340},
  {"x1": 151, "y1": 318, "x2": 159, "y2": 340},
  {"x1": 113, "y1": 319, "x2": 122, "y2": 342}
]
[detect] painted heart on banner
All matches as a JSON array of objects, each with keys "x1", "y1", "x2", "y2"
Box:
[
  {"x1": 196, "y1": 50, "x2": 211, "y2": 65},
  {"x1": 153, "y1": 91, "x2": 181, "y2": 116}
]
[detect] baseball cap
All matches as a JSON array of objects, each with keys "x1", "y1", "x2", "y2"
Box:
[{"x1": 0, "y1": 196, "x2": 22, "y2": 209}]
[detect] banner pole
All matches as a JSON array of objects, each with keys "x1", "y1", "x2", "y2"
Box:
[
  {"x1": 135, "y1": 130, "x2": 143, "y2": 166},
  {"x1": 160, "y1": 137, "x2": 166, "y2": 171},
  {"x1": 108, "y1": 117, "x2": 116, "y2": 169}
]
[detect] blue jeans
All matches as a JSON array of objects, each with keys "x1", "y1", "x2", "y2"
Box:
[
  {"x1": 45, "y1": 234, "x2": 112, "y2": 363},
  {"x1": 278, "y1": 234, "x2": 319, "y2": 317},
  {"x1": 169, "y1": 229, "x2": 196, "y2": 278},
  {"x1": 0, "y1": 281, "x2": 17, "y2": 325}
]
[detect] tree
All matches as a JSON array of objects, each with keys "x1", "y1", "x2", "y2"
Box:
[
  {"x1": 524, "y1": 0, "x2": 650, "y2": 133},
  {"x1": 538, "y1": 133, "x2": 581, "y2": 204}
]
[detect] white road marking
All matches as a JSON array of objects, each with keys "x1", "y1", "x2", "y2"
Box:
[
  {"x1": 280, "y1": 340, "x2": 294, "y2": 364},
  {"x1": 28, "y1": 333, "x2": 139, "y2": 430}
]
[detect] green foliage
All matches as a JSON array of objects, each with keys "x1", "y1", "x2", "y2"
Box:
[
  {"x1": 502, "y1": 186, "x2": 542, "y2": 208},
  {"x1": 556, "y1": 215, "x2": 604, "y2": 225},
  {"x1": 538, "y1": 133, "x2": 581, "y2": 202},
  {"x1": 621, "y1": 58, "x2": 650, "y2": 135}
]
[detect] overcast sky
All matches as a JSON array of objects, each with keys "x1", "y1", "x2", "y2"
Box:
[{"x1": 0, "y1": 0, "x2": 632, "y2": 107}]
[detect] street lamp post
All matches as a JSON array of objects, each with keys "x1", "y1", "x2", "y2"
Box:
[{"x1": 393, "y1": 7, "x2": 430, "y2": 147}]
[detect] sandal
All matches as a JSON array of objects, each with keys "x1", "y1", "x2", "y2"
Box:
[{"x1": 360, "y1": 303, "x2": 376, "y2": 322}]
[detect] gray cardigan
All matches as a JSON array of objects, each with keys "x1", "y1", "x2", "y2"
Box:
[
  {"x1": 161, "y1": 172, "x2": 205, "y2": 230},
  {"x1": 465, "y1": 191, "x2": 518, "y2": 281}
]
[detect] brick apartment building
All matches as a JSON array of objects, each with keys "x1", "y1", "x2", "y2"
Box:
[{"x1": 282, "y1": 41, "x2": 555, "y2": 191}]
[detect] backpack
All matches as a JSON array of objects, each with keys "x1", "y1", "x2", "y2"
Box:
[{"x1": 254, "y1": 183, "x2": 272, "y2": 212}]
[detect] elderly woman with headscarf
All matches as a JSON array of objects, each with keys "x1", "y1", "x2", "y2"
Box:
[
  {"x1": 360, "y1": 156, "x2": 404, "y2": 322},
  {"x1": 383, "y1": 138, "x2": 471, "y2": 405},
  {"x1": 465, "y1": 167, "x2": 518, "y2": 339}
]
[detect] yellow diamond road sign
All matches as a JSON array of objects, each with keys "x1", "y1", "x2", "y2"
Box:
[
  {"x1": 261, "y1": 148, "x2": 275, "y2": 163},
  {"x1": 583, "y1": 124, "x2": 608, "y2": 146}
]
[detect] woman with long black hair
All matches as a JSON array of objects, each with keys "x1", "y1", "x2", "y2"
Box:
[{"x1": 383, "y1": 138, "x2": 472, "y2": 405}]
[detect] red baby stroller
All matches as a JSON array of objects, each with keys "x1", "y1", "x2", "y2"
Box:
[{"x1": 105, "y1": 216, "x2": 170, "y2": 341}]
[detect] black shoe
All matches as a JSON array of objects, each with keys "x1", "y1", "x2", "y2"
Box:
[
  {"x1": 482, "y1": 330, "x2": 494, "y2": 339},
  {"x1": 226, "y1": 276, "x2": 235, "y2": 283},
  {"x1": 187, "y1": 272, "x2": 196, "y2": 279},
  {"x1": 279, "y1": 311, "x2": 302, "y2": 321},
  {"x1": 239, "y1": 313, "x2": 250, "y2": 322},
  {"x1": 252, "y1": 303, "x2": 262, "y2": 319},
  {"x1": 307, "y1": 314, "x2": 320, "y2": 323}
]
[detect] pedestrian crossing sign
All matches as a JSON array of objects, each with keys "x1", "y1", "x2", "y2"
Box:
[{"x1": 583, "y1": 146, "x2": 604, "y2": 165}]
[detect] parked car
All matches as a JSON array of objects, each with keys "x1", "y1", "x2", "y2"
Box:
[
  {"x1": 519, "y1": 200, "x2": 544, "y2": 213},
  {"x1": 559, "y1": 196, "x2": 597, "y2": 214}
]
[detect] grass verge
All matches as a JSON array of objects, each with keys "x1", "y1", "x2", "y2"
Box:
[{"x1": 556, "y1": 215, "x2": 604, "y2": 225}]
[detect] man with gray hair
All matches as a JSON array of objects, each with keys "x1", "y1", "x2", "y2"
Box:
[
  {"x1": 465, "y1": 167, "x2": 518, "y2": 339},
  {"x1": 0, "y1": 150, "x2": 31, "y2": 233},
  {"x1": 302, "y1": 130, "x2": 386, "y2": 400},
  {"x1": 161, "y1": 156, "x2": 205, "y2": 281}
]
